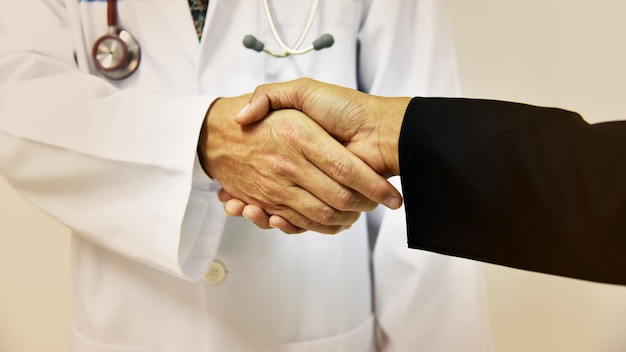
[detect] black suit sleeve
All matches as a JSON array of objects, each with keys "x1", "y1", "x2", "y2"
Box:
[{"x1": 399, "y1": 97, "x2": 626, "y2": 285}]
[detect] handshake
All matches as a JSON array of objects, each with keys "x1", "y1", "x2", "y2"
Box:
[
  {"x1": 200, "y1": 79, "x2": 626, "y2": 285},
  {"x1": 197, "y1": 78, "x2": 412, "y2": 234}
]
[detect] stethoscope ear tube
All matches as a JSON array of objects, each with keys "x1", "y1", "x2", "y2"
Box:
[
  {"x1": 243, "y1": 0, "x2": 334, "y2": 57},
  {"x1": 92, "y1": 0, "x2": 141, "y2": 80}
]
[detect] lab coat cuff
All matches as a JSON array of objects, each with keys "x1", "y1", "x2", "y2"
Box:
[
  {"x1": 177, "y1": 185, "x2": 228, "y2": 280},
  {"x1": 153, "y1": 94, "x2": 226, "y2": 280}
]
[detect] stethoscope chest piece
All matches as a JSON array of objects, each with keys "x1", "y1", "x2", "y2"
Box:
[{"x1": 92, "y1": 0, "x2": 141, "y2": 80}]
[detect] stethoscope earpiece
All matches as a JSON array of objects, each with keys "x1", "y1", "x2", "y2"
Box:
[
  {"x1": 243, "y1": 0, "x2": 334, "y2": 57},
  {"x1": 92, "y1": 0, "x2": 141, "y2": 80}
]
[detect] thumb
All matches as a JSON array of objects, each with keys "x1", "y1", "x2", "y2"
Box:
[
  {"x1": 235, "y1": 79, "x2": 310, "y2": 125},
  {"x1": 234, "y1": 94, "x2": 270, "y2": 125}
]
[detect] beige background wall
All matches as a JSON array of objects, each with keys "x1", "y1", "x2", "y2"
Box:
[
  {"x1": 446, "y1": 1, "x2": 626, "y2": 351},
  {"x1": 1, "y1": 0, "x2": 625, "y2": 351}
]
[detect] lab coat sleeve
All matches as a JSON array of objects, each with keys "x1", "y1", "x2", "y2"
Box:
[
  {"x1": 0, "y1": 0, "x2": 225, "y2": 280},
  {"x1": 400, "y1": 97, "x2": 626, "y2": 285}
]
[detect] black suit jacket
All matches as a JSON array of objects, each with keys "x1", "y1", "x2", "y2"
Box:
[{"x1": 399, "y1": 97, "x2": 626, "y2": 285}]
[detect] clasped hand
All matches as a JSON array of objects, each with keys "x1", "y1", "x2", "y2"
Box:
[{"x1": 197, "y1": 79, "x2": 409, "y2": 234}]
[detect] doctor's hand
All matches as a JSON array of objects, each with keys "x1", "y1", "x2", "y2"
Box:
[
  {"x1": 197, "y1": 94, "x2": 402, "y2": 234},
  {"x1": 238, "y1": 78, "x2": 409, "y2": 177},
  {"x1": 221, "y1": 78, "x2": 410, "y2": 233}
]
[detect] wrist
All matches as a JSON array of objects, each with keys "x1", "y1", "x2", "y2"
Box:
[{"x1": 380, "y1": 97, "x2": 410, "y2": 176}]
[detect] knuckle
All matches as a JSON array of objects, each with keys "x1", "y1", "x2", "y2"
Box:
[
  {"x1": 316, "y1": 205, "x2": 341, "y2": 225},
  {"x1": 315, "y1": 206, "x2": 360, "y2": 226},
  {"x1": 329, "y1": 157, "x2": 355, "y2": 184},
  {"x1": 257, "y1": 180, "x2": 280, "y2": 199},
  {"x1": 267, "y1": 153, "x2": 298, "y2": 178},
  {"x1": 294, "y1": 214, "x2": 317, "y2": 230},
  {"x1": 275, "y1": 118, "x2": 302, "y2": 141},
  {"x1": 331, "y1": 189, "x2": 358, "y2": 211}
]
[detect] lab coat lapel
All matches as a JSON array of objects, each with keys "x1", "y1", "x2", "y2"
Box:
[{"x1": 156, "y1": 0, "x2": 201, "y2": 65}]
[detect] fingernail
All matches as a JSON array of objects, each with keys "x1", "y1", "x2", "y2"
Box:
[
  {"x1": 236, "y1": 103, "x2": 250, "y2": 116},
  {"x1": 241, "y1": 208, "x2": 252, "y2": 219},
  {"x1": 384, "y1": 196, "x2": 403, "y2": 210}
]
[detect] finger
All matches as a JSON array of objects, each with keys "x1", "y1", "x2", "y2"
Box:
[
  {"x1": 296, "y1": 125, "x2": 403, "y2": 210},
  {"x1": 285, "y1": 161, "x2": 380, "y2": 213},
  {"x1": 221, "y1": 170, "x2": 361, "y2": 226},
  {"x1": 261, "y1": 181, "x2": 363, "y2": 226},
  {"x1": 225, "y1": 200, "x2": 300, "y2": 233},
  {"x1": 224, "y1": 183, "x2": 356, "y2": 233},
  {"x1": 223, "y1": 199, "x2": 247, "y2": 217},
  {"x1": 267, "y1": 215, "x2": 306, "y2": 235},
  {"x1": 217, "y1": 149, "x2": 364, "y2": 225},
  {"x1": 238, "y1": 201, "x2": 346, "y2": 235},
  {"x1": 224, "y1": 198, "x2": 312, "y2": 233},
  {"x1": 247, "y1": 180, "x2": 357, "y2": 232},
  {"x1": 268, "y1": 207, "x2": 349, "y2": 235},
  {"x1": 236, "y1": 78, "x2": 360, "y2": 133},
  {"x1": 310, "y1": 148, "x2": 404, "y2": 210},
  {"x1": 235, "y1": 93, "x2": 272, "y2": 125},
  {"x1": 235, "y1": 79, "x2": 311, "y2": 125},
  {"x1": 241, "y1": 205, "x2": 273, "y2": 230},
  {"x1": 267, "y1": 113, "x2": 384, "y2": 212},
  {"x1": 218, "y1": 188, "x2": 235, "y2": 202}
]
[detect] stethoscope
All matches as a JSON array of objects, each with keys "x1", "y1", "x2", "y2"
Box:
[
  {"x1": 91, "y1": 0, "x2": 333, "y2": 80},
  {"x1": 92, "y1": 0, "x2": 140, "y2": 80},
  {"x1": 243, "y1": 0, "x2": 334, "y2": 57}
]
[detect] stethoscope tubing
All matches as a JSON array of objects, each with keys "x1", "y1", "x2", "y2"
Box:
[
  {"x1": 263, "y1": 0, "x2": 319, "y2": 54},
  {"x1": 244, "y1": 0, "x2": 333, "y2": 57},
  {"x1": 107, "y1": 0, "x2": 117, "y2": 26}
]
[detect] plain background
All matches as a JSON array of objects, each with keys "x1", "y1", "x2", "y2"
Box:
[{"x1": 1, "y1": 0, "x2": 626, "y2": 351}]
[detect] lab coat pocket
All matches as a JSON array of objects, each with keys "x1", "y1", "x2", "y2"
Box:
[
  {"x1": 72, "y1": 325, "x2": 151, "y2": 352},
  {"x1": 280, "y1": 315, "x2": 376, "y2": 352}
]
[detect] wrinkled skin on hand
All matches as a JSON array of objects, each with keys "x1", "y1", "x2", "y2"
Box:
[
  {"x1": 217, "y1": 79, "x2": 408, "y2": 233},
  {"x1": 198, "y1": 95, "x2": 383, "y2": 234}
]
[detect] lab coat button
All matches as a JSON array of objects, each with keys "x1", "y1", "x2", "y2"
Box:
[{"x1": 204, "y1": 261, "x2": 226, "y2": 284}]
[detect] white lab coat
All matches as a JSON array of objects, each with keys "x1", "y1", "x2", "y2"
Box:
[{"x1": 0, "y1": 0, "x2": 493, "y2": 351}]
